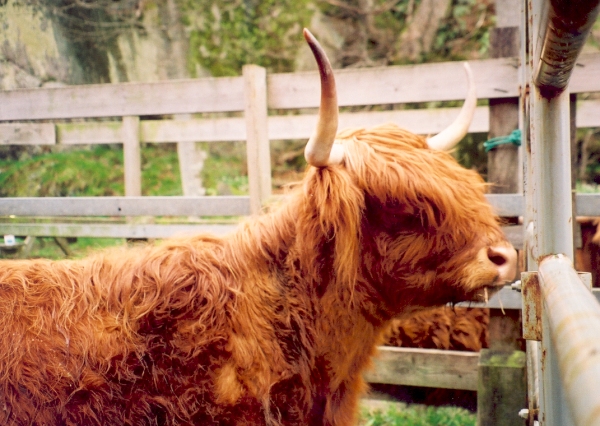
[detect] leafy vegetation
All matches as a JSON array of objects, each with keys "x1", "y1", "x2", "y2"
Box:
[
  {"x1": 0, "y1": 143, "x2": 252, "y2": 198},
  {"x1": 0, "y1": 145, "x2": 126, "y2": 197},
  {"x1": 179, "y1": 0, "x2": 313, "y2": 77},
  {"x1": 360, "y1": 403, "x2": 476, "y2": 426}
]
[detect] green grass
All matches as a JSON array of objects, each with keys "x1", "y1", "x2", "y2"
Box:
[
  {"x1": 360, "y1": 403, "x2": 476, "y2": 426},
  {"x1": 576, "y1": 181, "x2": 600, "y2": 193},
  {"x1": 0, "y1": 143, "x2": 252, "y2": 198},
  {"x1": 0, "y1": 144, "x2": 184, "y2": 197},
  {"x1": 0, "y1": 237, "x2": 127, "y2": 260},
  {"x1": 29, "y1": 237, "x2": 126, "y2": 259}
]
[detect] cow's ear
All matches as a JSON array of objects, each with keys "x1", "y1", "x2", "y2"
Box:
[{"x1": 297, "y1": 167, "x2": 364, "y2": 289}]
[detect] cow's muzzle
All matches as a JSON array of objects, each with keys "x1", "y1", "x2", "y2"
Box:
[{"x1": 484, "y1": 242, "x2": 518, "y2": 285}]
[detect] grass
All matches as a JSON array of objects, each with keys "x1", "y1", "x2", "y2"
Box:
[
  {"x1": 576, "y1": 181, "x2": 600, "y2": 193},
  {"x1": 360, "y1": 403, "x2": 476, "y2": 426},
  {"x1": 34, "y1": 237, "x2": 127, "y2": 259},
  {"x1": 0, "y1": 236, "x2": 127, "y2": 260},
  {"x1": 0, "y1": 143, "x2": 251, "y2": 198},
  {"x1": 0, "y1": 144, "x2": 183, "y2": 197},
  {"x1": 0, "y1": 142, "x2": 267, "y2": 260}
]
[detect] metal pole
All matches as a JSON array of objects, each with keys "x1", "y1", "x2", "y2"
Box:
[
  {"x1": 538, "y1": 255, "x2": 600, "y2": 426},
  {"x1": 523, "y1": 0, "x2": 600, "y2": 423},
  {"x1": 527, "y1": 3, "x2": 574, "y2": 421},
  {"x1": 534, "y1": 0, "x2": 600, "y2": 97}
]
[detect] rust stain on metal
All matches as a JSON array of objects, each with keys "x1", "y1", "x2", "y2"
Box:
[
  {"x1": 522, "y1": 272, "x2": 542, "y2": 341},
  {"x1": 536, "y1": 253, "x2": 554, "y2": 264}
]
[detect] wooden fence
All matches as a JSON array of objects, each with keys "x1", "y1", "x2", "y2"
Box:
[
  {"x1": 2, "y1": 55, "x2": 600, "y2": 240},
  {"x1": 3, "y1": 51, "x2": 600, "y2": 418}
]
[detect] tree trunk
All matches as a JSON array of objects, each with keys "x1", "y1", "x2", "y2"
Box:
[
  {"x1": 396, "y1": 0, "x2": 451, "y2": 61},
  {"x1": 157, "y1": 0, "x2": 206, "y2": 197}
]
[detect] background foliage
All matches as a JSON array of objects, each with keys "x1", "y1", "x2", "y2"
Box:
[{"x1": 179, "y1": 0, "x2": 313, "y2": 76}]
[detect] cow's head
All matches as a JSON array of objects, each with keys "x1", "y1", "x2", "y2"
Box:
[{"x1": 298, "y1": 29, "x2": 517, "y2": 316}]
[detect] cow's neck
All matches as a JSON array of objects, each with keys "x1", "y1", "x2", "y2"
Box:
[{"x1": 223, "y1": 201, "x2": 390, "y2": 401}]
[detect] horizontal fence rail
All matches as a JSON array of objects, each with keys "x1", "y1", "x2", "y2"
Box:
[
  {"x1": 365, "y1": 347, "x2": 480, "y2": 391},
  {"x1": 6, "y1": 99, "x2": 600, "y2": 147},
  {"x1": 0, "y1": 196, "x2": 250, "y2": 217},
  {"x1": 3, "y1": 193, "x2": 600, "y2": 219},
  {"x1": 0, "y1": 77, "x2": 246, "y2": 120},
  {"x1": 1, "y1": 54, "x2": 600, "y2": 123},
  {"x1": 0, "y1": 223, "x2": 239, "y2": 239}
]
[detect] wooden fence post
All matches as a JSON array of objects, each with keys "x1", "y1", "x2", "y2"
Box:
[
  {"x1": 122, "y1": 116, "x2": 142, "y2": 197},
  {"x1": 243, "y1": 64, "x2": 271, "y2": 215},
  {"x1": 479, "y1": 2, "x2": 528, "y2": 425},
  {"x1": 487, "y1": 0, "x2": 523, "y2": 352},
  {"x1": 477, "y1": 349, "x2": 527, "y2": 426}
]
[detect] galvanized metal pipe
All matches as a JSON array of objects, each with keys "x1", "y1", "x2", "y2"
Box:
[
  {"x1": 529, "y1": 88, "x2": 574, "y2": 260},
  {"x1": 534, "y1": 0, "x2": 600, "y2": 96},
  {"x1": 538, "y1": 255, "x2": 600, "y2": 426},
  {"x1": 526, "y1": 0, "x2": 600, "y2": 423}
]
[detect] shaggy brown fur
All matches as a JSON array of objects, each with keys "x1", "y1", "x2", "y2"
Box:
[
  {"x1": 382, "y1": 306, "x2": 488, "y2": 409},
  {"x1": 385, "y1": 307, "x2": 489, "y2": 351},
  {"x1": 576, "y1": 217, "x2": 600, "y2": 287},
  {"x1": 0, "y1": 124, "x2": 511, "y2": 425}
]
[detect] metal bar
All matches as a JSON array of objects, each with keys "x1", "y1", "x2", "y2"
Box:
[
  {"x1": 0, "y1": 196, "x2": 250, "y2": 217},
  {"x1": 534, "y1": 0, "x2": 600, "y2": 96},
  {"x1": 524, "y1": 0, "x2": 596, "y2": 423},
  {"x1": 538, "y1": 255, "x2": 600, "y2": 426},
  {"x1": 529, "y1": 86, "x2": 574, "y2": 261}
]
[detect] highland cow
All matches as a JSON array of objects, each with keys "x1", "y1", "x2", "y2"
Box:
[
  {"x1": 385, "y1": 307, "x2": 489, "y2": 352},
  {"x1": 0, "y1": 29, "x2": 516, "y2": 425}
]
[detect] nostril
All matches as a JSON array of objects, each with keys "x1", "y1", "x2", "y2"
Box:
[
  {"x1": 488, "y1": 247, "x2": 508, "y2": 266},
  {"x1": 490, "y1": 256, "x2": 507, "y2": 266},
  {"x1": 486, "y1": 243, "x2": 518, "y2": 282}
]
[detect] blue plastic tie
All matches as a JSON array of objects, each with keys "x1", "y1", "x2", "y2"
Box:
[{"x1": 483, "y1": 129, "x2": 522, "y2": 152}]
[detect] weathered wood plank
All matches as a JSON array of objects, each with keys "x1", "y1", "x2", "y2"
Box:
[
  {"x1": 268, "y1": 57, "x2": 519, "y2": 109},
  {"x1": 57, "y1": 121, "x2": 122, "y2": 145},
  {"x1": 477, "y1": 350, "x2": 527, "y2": 426},
  {"x1": 576, "y1": 99, "x2": 600, "y2": 128},
  {"x1": 122, "y1": 116, "x2": 141, "y2": 197},
  {"x1": 141, "y1": 118, "x2": 246, "y2": 143},
  {"x1": 0, "y1": 196, "x2": 250, "y2": 217},
  {"x1": 2, "y1": 194, "x2": 600, "y2": 221},
  {"x1": 570, "y1": 53, "x2": 600, "y2": 94},
  {"x1": 365, "y1": 346, "x2": 480, "y2": 391},
  {"x1": 55, "y1": 107, "x2": 491, "y2": 146},
  {"x1": 0, "y1": 77, "x2": 245, "y2": 121},
  {"x1": 485, "y1": 193, "x2": 524, "y2": 217},
  {"x1": 576, "y1": 193, "x2": 600, "y2": 216},
  {"x1": 1, "y1": 53, "x2": 600, "y2": 123},
  {"x1": 0, "y1": 223, "x2": 239, "y2": 239},
  {"x1": 45, "y1": 97, "x2": 600, "y2": 147},
  {"x1": 455, "y1": 285, "x2": 523, "y2": 310},
  {"x1": 487, "y1": 193, "x2": 600, "y2": 218},
  {"x1": 268, "y1": 106, "x2": 490, "y2": 140},
  {"x1": 487, "y1": 26, "x2": 520, "y2": 196},
  {"x1": 243, "y1": 65, "x2": 272, "y2": 214},
  {"x1": 0, "y1": 123, "x2": 55, "y2": 145},
  {"x1": 57, "y1": 118, "x2": 247, "y2": 144}
]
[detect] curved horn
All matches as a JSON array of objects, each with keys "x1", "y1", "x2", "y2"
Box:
[
  {"x1": 303, "y1": 28, "x2": 344, "y2": 167},
  {"x1": 426, "y1": 63, "x2": 477, "y2": 151}
]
